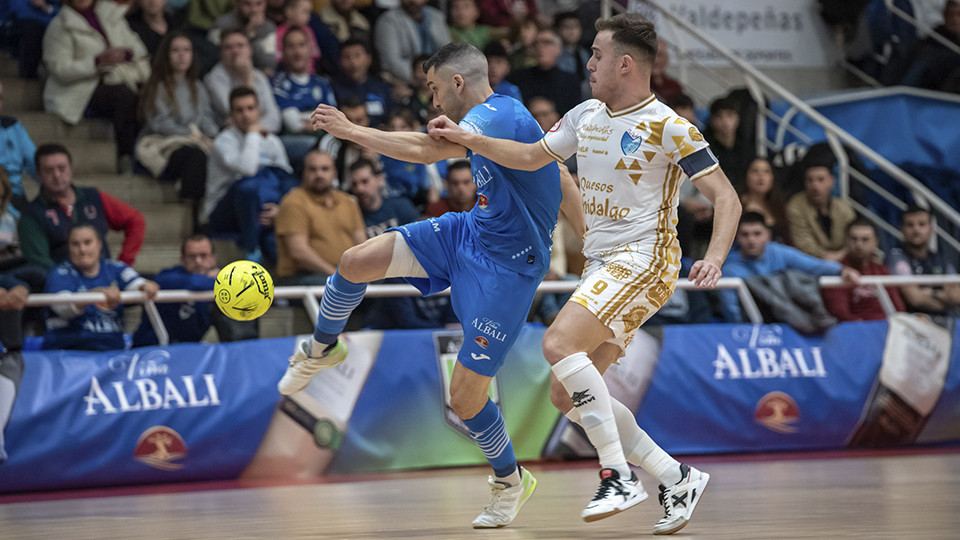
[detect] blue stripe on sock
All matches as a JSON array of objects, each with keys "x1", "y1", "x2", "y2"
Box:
[
  {"x1": 314, "y1": 272, "x2": 367, "y2": 344},
  {"x1": 463, "y1": 399, "x2": 518, "y2": 479}
]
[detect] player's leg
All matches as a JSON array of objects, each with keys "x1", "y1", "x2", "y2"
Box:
[
  {"x1": 278, "y1": 232, "x2": 407, "y2": 395},
  {"x1": 543, "y1": 302, "x2": 646, "y2": 521}
]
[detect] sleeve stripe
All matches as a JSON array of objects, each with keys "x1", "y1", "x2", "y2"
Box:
[
  {"x1": 539, "y1": 138, "x2": 565, "y2": 162},
  {"x1": 689, "y1": 163, "x2": 720, "y2": 181}
]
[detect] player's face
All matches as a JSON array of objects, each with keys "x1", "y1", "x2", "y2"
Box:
[
  {"x1": 803, "y1": 166, "x2": 834, "y2": 207},
  {"x1": 181, "y1": 239, "x2": 216, "y2": 274},
  {"x1": 846, "y1": 225, "x2": 877, "y2": 262},
  {"x1": 736, "y1": 222, "x2": 770, "y2": 259},
  {"x1": 282, "y1": 29, "x2": 311, "y2": 73},
  {"x1": 69, "y1": 227, "x2": 102, "y2": 272},
  {"x1": 587, "y1": 31, "x2": 620, "y2": 104},
  {"x1": 446, "y1": 167, "x2": 476, "y2": 204},
  {"x1": 168, "y1": 37, "x2": 193, "y2": 76},
  {"x1": 426, "y1": 66, "x2": 466, "y2": 122},
  {"x1": 902, "y1": 212, "x2": 933, "y2": 248},
  {"x1": 302, "y1": 152, "x2": 337, "y2": 194},
  {"x1": 745, "y1": 159, "x2": 774, "y2": 195},
  {"x1": 37, "y1": 153, "x2": 73, "y2": 196}
]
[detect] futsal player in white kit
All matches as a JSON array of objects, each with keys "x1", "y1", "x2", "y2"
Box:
[{"x1": 429, "y1": 13, "x2": 741, "y2": 534}]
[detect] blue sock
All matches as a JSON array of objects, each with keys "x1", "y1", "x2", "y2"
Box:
[
  {"x1": 463, "y1": 398, "x2": 518, "y2": 479},
  {"x1": 314, "y1": 272, "x2": 367, "y2": 344}
]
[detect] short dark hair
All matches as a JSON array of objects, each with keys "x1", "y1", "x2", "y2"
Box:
[
  {"x1": 446, "y1": 160, "x2": 472, "y2": 177},
  {"x1": 181, "y1": 234, "x2": 214, "y2": 256},
  {"x1": 228, "y1": 86, "x2": 258, "y2": 108},
  {"x1": 902, "y1": 205, "x2": 931, "y2": 223},
  {"x1": 554, "y1": 11, "x2": 581, "y2": 28},
  {"x1": 35, "y1": 143, "x2": 72, "y2": 172},
  {"x1": 709, "y1": 97, "x2": 738, "y2": 117},
  {"x1": 349, "y1": 157, "x2": 380, "y2": 176},
  {"x1": 219, "y1": 28, "x2": 249, "y2": 46},
  {"x1": 281, "y1": 25, "x2": 309, "y2": 49},
  {"x1": 739, "y1": 211, "x2": 768, "y2": 227},
  {"x1": 341, "y1": 38, "x2": 370, "y2": 55},
  {"x1": 68, "y1": 223, "x2": 101, "y2": 242},
  {"x1": 482, "y1": 41, "x2": 509, "y2": 59},
  {"x1": 666, "y1": 92, "x2": 694, "y2": 111},
  {"x1": 422, "y1": 42, "x2": 487, "y2": 85},
  {"x1": 339, "y1": 96, "x2": 366, "y2": 111},
  {"x1": 845, "y1": 217, "x2": 876, "y2": 236},
  {"x1": 412, "y1": 53, "x2": 432, "y2": 69},
  {"x1": 595, "y1": 13, "x2": 658, "y2": 66}
]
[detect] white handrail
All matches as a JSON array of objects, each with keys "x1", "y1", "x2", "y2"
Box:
[
  {"x1": 24, "y1": 274, "x2": 960, "y2": 343},
  {"x1": 634, "y1": 0, "x2": 960, "y2": 233}
]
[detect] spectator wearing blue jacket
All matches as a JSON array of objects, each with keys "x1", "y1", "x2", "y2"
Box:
[
  {"x1": 0, "y1": 81, "x2": 37, "y2": 203},
  {"x1": 42, "y1": 225, "x2": 159, "y2": 351},
  {"x1": 720, "y1": 212, "x2": 860, "y2": 322},
  {"x1": 0, "y1": 0, "x2": 60, "y2": 78}
]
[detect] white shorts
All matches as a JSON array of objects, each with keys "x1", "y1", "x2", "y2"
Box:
[{"x1": 571, "y1": 245, "x2": 681, "y2": 352}]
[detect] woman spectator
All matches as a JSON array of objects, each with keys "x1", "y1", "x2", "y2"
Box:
[
  {"x1": 126, "y1": 0, "x2": 175, "y2": 58},
  {"x1": 43, "y1": 225, "x2": 159, "y2": 351},
  {"x1": 137, "y1": 32, "x2": 218, "y2": 227},
  {"x1": 740, "y1": 157, "x2": 789, "y2": 242},
  {"x1": 42, "y1": 0, "x2": 150, "y2": 174}
]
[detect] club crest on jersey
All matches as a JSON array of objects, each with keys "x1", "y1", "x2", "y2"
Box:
[
  {"x1": 621, "y1": 129, "x2": 644, "y2": 154},
  {"x1": 474, "y1": 336, "x2": 489, "y2": 348},
  {"x1": 477, "y1": 193, "x2": 489, "y2": 210}
]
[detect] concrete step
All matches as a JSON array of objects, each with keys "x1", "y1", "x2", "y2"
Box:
[
  {"x1": 63, "y1": 139, "x2": 118, "y2": 175},
  {"x1": 18, "y1": 112, "x2": 113, "y2": 143},
  {"x1": 1, "y1": 77, "x2": 43, "y2": 113},
  {"x1": 73, "y1": 174, "x2": 180, "y2": 205},
  {"x1": 106, "y1": 236, "x2": 181, "y2": 276},
  {"x1": 258, "y1": 305, "x2": 314, "y2": 339},
  {"x1": 137, "y1": 203, "x2": 195, "y2": 241}
]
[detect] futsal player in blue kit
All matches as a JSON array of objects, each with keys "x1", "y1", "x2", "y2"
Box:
[{"x1": 278, "y1": 42, "x2": 584, "y2": 529}]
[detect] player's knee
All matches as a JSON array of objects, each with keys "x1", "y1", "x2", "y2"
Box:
[
  {"x1": 449, "y1": 387, "x2": 485, "y2": 420},
  {"x1": 337, "y1": 245, "x2": 364, "y2": 282},
  {"x1": 542, "y1": 328, "x2": 570, "y2": 365}
]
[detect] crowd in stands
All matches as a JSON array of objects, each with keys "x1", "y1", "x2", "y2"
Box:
[{"x1": 0, "y1": 0, "x2": 957, "y2": 353}]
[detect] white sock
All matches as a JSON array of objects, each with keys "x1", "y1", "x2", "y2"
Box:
[
  {"x1": 552, "y1": 352, "x2": 630, "y2": 479},
  {"x1": 565, "y1": 399, "x2": 681, "y2": 486},
  {"x1": 495, "y1": 466, "x2": 522, "y2": 487}
]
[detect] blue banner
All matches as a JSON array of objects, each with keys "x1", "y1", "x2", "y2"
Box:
[
  {"x1": 0, "y1": 339, "x2": 291, "y2": 493},
  {"x1": 638, "y1": 322, "x2": 890, "y2": 453}
]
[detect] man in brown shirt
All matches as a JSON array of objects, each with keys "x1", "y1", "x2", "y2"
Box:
[
  {"x1": 275, "y1": 150, "x2": 366, "y2": 285},
  {"x1": 785, "y1": 165, "x2": 856, "y2": 261}
]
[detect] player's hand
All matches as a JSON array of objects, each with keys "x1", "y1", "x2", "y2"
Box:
[
  {"x1": 140, "y1": 280, "x2": 160, "y2": 300},
  {"x1": 688, "y1": 259, "x2": 722, "y2": 288},
  {"x1": 427, "y1": 115, "x2": 468, "y2": 144},
  {"x1": 312, "y1": 104, "x2": 353, "y2": 135}
]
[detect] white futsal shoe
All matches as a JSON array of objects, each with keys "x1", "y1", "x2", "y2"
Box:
[
  {"x1": 653, "y1": 464, "x2": 710, "y2": 535},
  {"x1": 472, "y1": 467, "x2": 537, "y2": 528},
  {"x1": 277, "y1": 338, "x2": 348, "y2": 395},
  {"x1": 581, "y1": 468, "x2": 648, "y2": 522}
]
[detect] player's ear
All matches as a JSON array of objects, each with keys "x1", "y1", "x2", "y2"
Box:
[{"x1": 453, "y1": 74, "x2": 465, "y2": 91}]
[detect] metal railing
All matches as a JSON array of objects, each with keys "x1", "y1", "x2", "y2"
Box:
[
  {"x1": 618, "y1": 0, "x2": 960, "y2": 264},
  {"x1": 885, "y1": 0, "x2": 960, "y2": 58},
  {"x1": 24, "y1": 274, "x2": 960, "y2": 345}
]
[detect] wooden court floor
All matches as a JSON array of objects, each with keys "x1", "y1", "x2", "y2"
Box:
[{"x1": 2, "y1": 449, "x2": 959, "y2": 539}]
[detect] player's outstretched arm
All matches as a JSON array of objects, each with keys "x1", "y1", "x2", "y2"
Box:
[
  {"x1": 312, "y1": 105, "x2": 466, "y2": 164},
  {"x1": 428, "y1": 115, "x2": 555, "y2": 171},
  {"x1": 688, "y1": 168, "x2": 742, "y2": 288},
  {"x1": 558, "y1": 163, "x2": 585, "y2": 244}
]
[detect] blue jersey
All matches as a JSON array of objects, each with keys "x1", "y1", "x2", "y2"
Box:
[
  {"x1": 43, "y1": 260, "x2": 144, "y2": 351},
  {"x1": 459, "y1": 94, "x2": 561, "y2": 277},
  {"x1": 272, "y1": 71, "x2": 337, "y2": 112},
  {"x1": 132, "y1": 265, "x2": 215, "y2": 347}
]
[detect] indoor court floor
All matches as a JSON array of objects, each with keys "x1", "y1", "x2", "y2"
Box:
[{"x1": 2, "y1": 448, "x2": 958, "y2": 539}]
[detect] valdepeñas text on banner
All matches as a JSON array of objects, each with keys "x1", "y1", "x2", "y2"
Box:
[
  {"x1": 629, "y1": 0, "x2": 836, "y2": 68},
  {"x1": 0, "y1": 339, "x2": 290, "y2": 493}
]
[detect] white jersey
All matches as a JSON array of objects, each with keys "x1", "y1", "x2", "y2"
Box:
[{"x1": 540, "y1": 95, "x2": 718, "y2": 262}]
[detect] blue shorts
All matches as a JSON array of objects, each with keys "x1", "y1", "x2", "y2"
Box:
[{"x1": 391, "y1": 212, "x2": 544, "y2": 377}]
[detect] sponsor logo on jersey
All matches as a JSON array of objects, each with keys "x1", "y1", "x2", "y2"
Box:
[
  {"x1": 474, "y1": 336, "x2": 489, "y2": 348},
  {"x1": 473, "y1": 317, "x2": 508, "y2": 342},
  {"x1": 134, "y1": 426, "x2": 187, "y2": 470},
  {"x1": 754, "y1": 391, "x2": 800, "y2": 434},
  {"x1": 471, "y1": 352, "x2": 491, "y2": 361},
  {"x1": 478, "y1": 193, "x2": 489, "y2": 210}
]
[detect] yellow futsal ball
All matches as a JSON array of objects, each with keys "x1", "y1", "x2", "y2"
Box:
[{"x1": 214, "y1": 260, "x2": 274, "y2": 321}]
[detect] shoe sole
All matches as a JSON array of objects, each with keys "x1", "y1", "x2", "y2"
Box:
[
  {"x1": 581, "y1": 489, "x2": 649, "y2": 523},
  {"x1": 472, "y1": 472, "x2": 538, "y2": 529},
  {"x1": 277, "y1": 343, "x2": 348, "y2": 396},
  {"x1": 653, "y1": 472, "x2": 710, "y2": 535}
]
